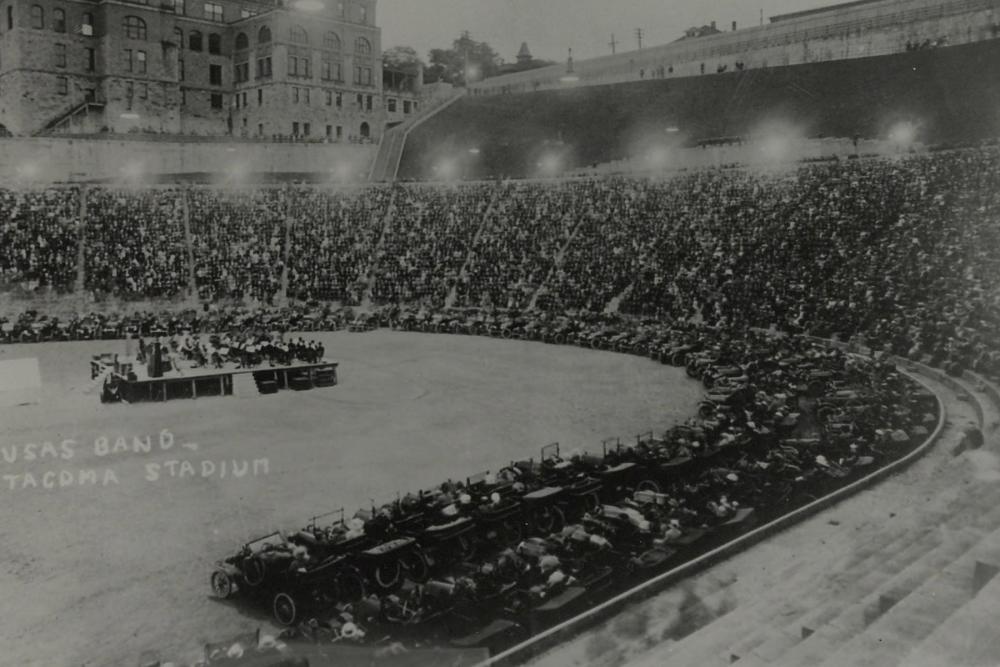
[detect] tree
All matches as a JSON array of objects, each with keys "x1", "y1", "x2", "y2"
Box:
[{"x1": 424, "y1": 32, "x2": 500, "y2": 86}]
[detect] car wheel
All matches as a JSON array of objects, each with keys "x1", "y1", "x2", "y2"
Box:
[
  {"x1": 273, "y1": 592, "x2": 298, "y2": 627},
  {"x1": 210, "y1": 570, "x2": 234, "y2": 599}
]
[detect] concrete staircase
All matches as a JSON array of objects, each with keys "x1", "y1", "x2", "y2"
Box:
[{"x1": 368, "y1": 89, "x2": 466, "y2": 183}]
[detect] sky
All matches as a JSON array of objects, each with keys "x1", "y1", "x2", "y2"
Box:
[{"x1": 378, "y1": 0, "x2": 840, "y2": 63}]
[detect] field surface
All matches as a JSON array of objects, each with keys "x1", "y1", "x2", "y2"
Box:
[{"x1": 0, "y1": 330, "x2": 702, "y2": 667}]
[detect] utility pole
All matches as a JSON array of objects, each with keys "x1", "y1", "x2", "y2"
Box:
[
  {"x1": 634, "y1": 28, "x2": 644, "y2": 50},
  {"x1": 609, "y1": 33, "x2": 618, "y2": 55}
]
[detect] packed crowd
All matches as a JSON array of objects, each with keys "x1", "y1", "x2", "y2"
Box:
[
  {"x1": 84, "y1": 189, "x2": 188, "y2": 298},
  {"x1": 1, "y1": 147, "x2": 998, "y2": 380},
  {"x1": 286, "y1": 186, "x2": 389, "y2": 304},
  {"x1": 0, "y1": 187, "x2": 79, "y2": 292},
  {"x1": 190, "y1": 188, "x2": 287, "y2": 304}
]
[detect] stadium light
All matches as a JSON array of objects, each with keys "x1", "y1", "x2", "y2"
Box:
[
  {"x1": 436, "y1": 158, "x2": 459, "y2": 181},
  {"x1": 119, "y1": 160, "x2": 146, "y2": 184},
  {"x1": 538, "y1": 152, "x2": 563, "y2": 177},
  {"x1": 889, "y1": 120, "x2": 918, "y2": 148}
]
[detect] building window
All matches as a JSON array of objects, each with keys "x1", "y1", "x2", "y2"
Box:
[
  {"x1": 363, "y1": 67, "x2": 372, "y2": 86},
  {"x1": 172, "y1": 0, "x2": 185, "y2": 14},
  {"x1": 303, "y1": 88, "x2": 310, "y2": 105},
  {"x1": 387, "y1": 97, "x2": 396, "y2": 112},
  {"x1": 257, "y1": 123, "x2": 263, "y2": 136},
  {"x1": 209, "y1": 64, "x2": 222, "y2": 85},
  {"x1": 188, "y1": 30, "x2": 202, "y2": 51},
  {"x1": 54, "y1": 43, "x2": 66, "y2": 67},
  {"x1": 355, "y1": 37, "x2": 371, "y2": 55},
  {"x1": 292, "y1": 87, "x2": 299, "y2": 103},
  {"x1": 358, "y1": 4, "x2": 366, "y2": 23},
  {"x1": 321, "y1": 59, "x2": 341, "y2": 81},
  {"x1": 123, "y1": 15, "x2": 146, "y2": 40},
  {"x1": 235, "y1": 32, "x2": 248, "y2": 50},
  {"x1": 257, "y1": 88, "x2": 262, "y2": 105},
  {"x1": 256, "y1": 57, "x2": 266, "y2": 78},
  {"x1": 210, "y1": 92, "x2": 223, "y2": 108},
  {"x1": 204, "y1": 2, "x2": 222, "y2": 22},
  {"x1": 125, "y1": 81, "x2": 133, "y2": 109},
  {"x1": 360, "y1": 121, "x2": 369, "y2": 138},
  {"x1": 258, "y1": 24, "x2": 270, "y2": 43},
  {"x1": 365, "y1": 94, "x2": 371, "y2": 111},
  {"x1": 138, "y1": 82, "x2": 148, "y2": 99},
  {"x1": 335, "y1": 92, "x2": 342, "y2": 108},
  {"x1": 173, "y1": 27, "x2": 183, "y2": 48},
  {"x1": 178, "y1": 58, "x2": 185, "y2": 80},
  {"x1": 86, "y1": 47, "x2": 95, "y2": 71},
  {"x1": 208, "y1": 32, "x2": 221, "y2": 54},
  {"x1": 325, "y1": 124, "x2": 331, "y2": 137},
  {"x1": 53, "y1": 8, "x2": 65, "y2": 32},
  {"x1": 356, "y1": 92, "x2": 362, "y2": 106},
  {"x1": 124, "y1": 48, "x2": 132, "y2": 71},
  {"x1": 6, "y1": 5, "x2": 12, "y2": 31},
  {"x1": 336, "y1": 125, "x2": 342, "y2": 139},
  {"x1": 241, "y1": 91, "x2": 246, "y2": 106},
  {"x1": 354, "y1": 66, "x2": 361, "y2": 84},
  {"x1": 30, "y1": 4, "x2": 43, "y2": 29},
  {"x1": 234, "y1": 61, "x2": 248, "y2": 83},
  {"x1": 234, "y1": 93, "x2": 239, "y2": 109},
  {"x1": 137, "y1": 50, "x2": 147, "y2": 74},
  {"x1": 180, "y1": 88, "x2": 186, "y2": 106},
  {"x1": 303, "y1": 122, "x2": 310, "y2": 136},
  {"x1": 290, "y1": 24, "x2": 307, "y2": 44},
  {"x1": 81, "y1": 12, "x2": 93, "y2": 35},
  {"x1": 325, "y1": 89, "x2": 332, "y2": 106},
  {"x1": 323, "y1": 31, "x2": 340, "y2": 51},
  {"x1": 403, "y1": 99, "x2": 411, "y2": 114},
  {"x1": 292, "y1": 121, "x2": 299, "y2": 135},
  {"x1": 57, "y1": 76, "x2": 67, "y2": 94}
]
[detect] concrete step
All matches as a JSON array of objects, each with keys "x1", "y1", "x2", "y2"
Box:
[
  {"x1": 658, "y1": 525, "x2": 929, "y2": 667},
  {"x1": 775, "y1": 499, "x2": 1000, "y2": 667},
  {"x1": 901, "y1": 535, "x2": 1000, "y2": 666},
  {"x1": 811, "y1": 526, "x2": 1000, "y2": 667}
]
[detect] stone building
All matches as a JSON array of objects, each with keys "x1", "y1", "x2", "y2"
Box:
[{"x1": 0, "y1": 0, "x2": 384, "y2": 139}]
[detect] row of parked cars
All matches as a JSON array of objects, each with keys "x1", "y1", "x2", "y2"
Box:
[{"x1": 208, "y1": 307, "x2": 934, "y2": 656}]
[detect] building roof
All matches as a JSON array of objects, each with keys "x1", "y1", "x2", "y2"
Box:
[{"x1": 770, "y1": 0, "x2": 886, "y2": 23}]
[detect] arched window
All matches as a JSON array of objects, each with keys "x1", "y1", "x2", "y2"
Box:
[
  {"x1": 30, "y1": 4, "x2": 43, "y2": 29},
  {"x1": 323, "y1": 31, "x2": 340, "y2": 51},
  {"x1": 53, "y1": 7, "x2": 65, "y2": 32},
  {"x1": 173, "y1": 27, "x2": 183, "y2": 48},
  {"x1": 235, "y1": 32, "x2": 248, "y2": 50},
  {"x1": 188, "y1": 29, "x2": 202, "y2": 51},
  {"x1": 289, "y1": 24, "x2": 307, "y2": 44},
  {"x1": 359, "y1": 121, "x2": 370, "y2": 138},
  {"x1": 122, "y1": 15, "x2": 146, "y2": 40},
  {"x1": 257, "y1": 24, "x2": 270, "y2": 43},
  {"x1": 208, "y1": 32, "x2": 221, "y2": 54},
  {"x1": 354, "y1": 36, "x2": 371, "y2": 55}
]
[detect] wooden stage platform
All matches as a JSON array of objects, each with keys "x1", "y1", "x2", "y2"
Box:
[{"x1": 92, "y1": 355, "x2": 339, "y2": 403}]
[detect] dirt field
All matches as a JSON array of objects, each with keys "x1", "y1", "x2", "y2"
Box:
[{"x1": 0, "y1": 330, "x2": 702, "y2": 667}]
